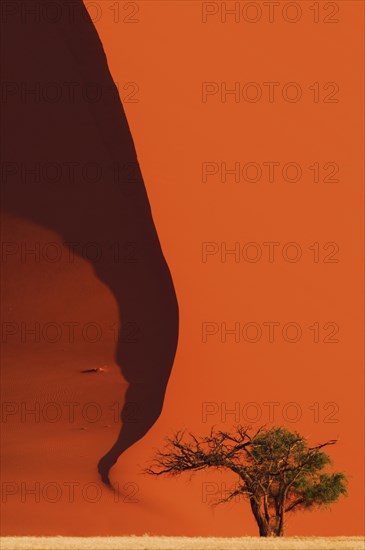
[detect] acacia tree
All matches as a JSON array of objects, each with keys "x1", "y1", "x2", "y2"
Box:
[{"x1": 146, "y1": 426, "x2": 347, "y2": 537}]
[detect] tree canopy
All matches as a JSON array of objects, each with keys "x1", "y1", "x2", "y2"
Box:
[{"x1": 146, "y1": 425, "x2": 347, "y2": 536}]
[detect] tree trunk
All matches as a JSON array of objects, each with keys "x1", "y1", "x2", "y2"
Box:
[
  {"x1": 275, "y1": 509, "x2": 285, "y2": 536},
  {"x1": 249, "y1": 497, "x2": 270, "y2": 537},
  {"x1": 249, "y1": 497, "x2": 286, "y2": 537}
]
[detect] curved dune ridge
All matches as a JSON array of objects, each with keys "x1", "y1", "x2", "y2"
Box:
[
  {"x1": 0, "y1": 536, "x2": 364, "y2": 550},
  {"x1": 2, "y1": 0, "x2": 179, "y2": 487}
]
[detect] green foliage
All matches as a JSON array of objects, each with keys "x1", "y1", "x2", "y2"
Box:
[
  {"x1": 247, "y1": 426, "x2": 347, "y2": 511},
  {"x1": 294, "y1": 472, "x2": 348, "y2": 508}
]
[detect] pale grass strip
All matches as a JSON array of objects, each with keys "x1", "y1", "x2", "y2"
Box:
[{"x1": 0, "y1": 537, "x2": 364, "y2": 550}]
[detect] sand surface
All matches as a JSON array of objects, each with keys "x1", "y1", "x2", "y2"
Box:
[{"x1": 1, "y1": 1, "x2": 364, "y2": 539}]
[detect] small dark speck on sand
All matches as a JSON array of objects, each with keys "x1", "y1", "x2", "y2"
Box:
[{"x1": 80, "y1": 367, "x2": 105, "y2": 374}]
